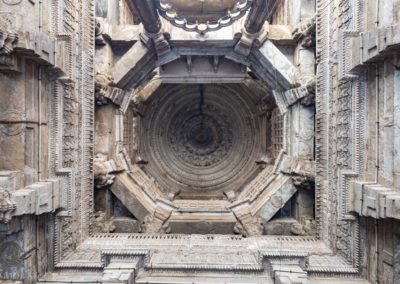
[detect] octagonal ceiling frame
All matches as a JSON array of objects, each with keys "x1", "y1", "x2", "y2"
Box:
[
  {"x1": 107, "y1": 57, "x2": 311, "y2": 236},
  {"x1": 99, "y1": 0, "x2": 315, "y2": 236}
]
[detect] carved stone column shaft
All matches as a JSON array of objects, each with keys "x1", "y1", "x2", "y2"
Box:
[
  {"x1": 127, "y1": 0, "x2": 161, "y2": 34},
  {"x1": 244, "y1": 0, "x2": 274, "y2": 34}
]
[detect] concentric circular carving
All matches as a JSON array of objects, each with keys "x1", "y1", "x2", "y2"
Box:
[
  {"x1": 169, "y1": 103, "x2": 233, "y2": 167},
  {"x1": 139, "y1": 84, "x2": 264, "y2": 199}
]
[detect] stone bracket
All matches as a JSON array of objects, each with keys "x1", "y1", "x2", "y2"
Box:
[
  {"x1": 0, "y1": 179, "x2": 64, "y2": 223},
  {"x1": 273, "y1": 78, "x2": 315, "y2": 114},
  {"x1": 292, "y1": 16, "x2": 316, "y2": 48},
  {"x1": 140, "y1": 31, "x2": 171, "y2": 59},
  {"x1": 95, "y1": 74, "x2": 133, "y2": 113},
  {"x1": 341, "y1": 24, "x2": 400, "y2": 79},
  {"x1": 0, "y1": 171, "x2": 63, "y2": 222},
  {"x1": 234, "y1": 22, "x2": 269, "y2": 57},
  {"x1": 351, "y1": 181, "x2": 400, "y2": 219}
]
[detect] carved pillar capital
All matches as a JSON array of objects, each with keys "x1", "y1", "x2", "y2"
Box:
[
  {"x1": 140, "y1": 30, "x2": 171, "y2": 59},
  {"x1": 235, "y1": 5, "x2": 270, "y2": 57}
]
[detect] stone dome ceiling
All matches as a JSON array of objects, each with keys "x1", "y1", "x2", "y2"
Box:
[{"x1": 139, "y1": 84, "x2": 266, "y2": 199}]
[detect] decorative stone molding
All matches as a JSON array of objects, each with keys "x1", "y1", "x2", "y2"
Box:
[
  {"x1": 0, "y1": 16, "x2": 72, "y2": 74},
  {"x1": 0, "y1": 187, "x2": 16, "y2": 223},
  {"x1": 340, "y1": 24, "x2": 400, "y2": 78}
]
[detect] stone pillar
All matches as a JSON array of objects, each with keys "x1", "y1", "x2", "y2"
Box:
[
  {"x1": 128, "y1": 0, "x2": 170, "y2": 57},
  {"x1": 235, "y1": 0, "x2": 273, "y2": 56},
  {"x1": 127, "y1": 0, "x2": 161, "y2": 34},
  {"x1": 244, "y1": 0, "x2": 271, "y2": 34}
]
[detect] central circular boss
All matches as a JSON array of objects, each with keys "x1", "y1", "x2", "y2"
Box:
[{"x1": 169, "y1": 107, "x2": 232, "y2": 167}]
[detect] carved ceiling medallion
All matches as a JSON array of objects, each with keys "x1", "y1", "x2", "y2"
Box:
[{"x1": 139, "y1": 84, "x2": 266, "y2": 199}]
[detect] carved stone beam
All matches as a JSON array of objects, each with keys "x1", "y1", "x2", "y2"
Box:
[
  {"x1": 249, "y1": 40, "x2": 300, "y2": 91},
  {"x1": 113, "y1": 41, "x2": 157, "y2": 89},
  {"x1": 127, "y1": 0, "x2": 171, "y2": 58}
]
